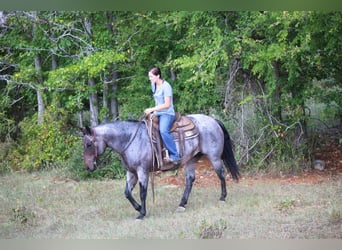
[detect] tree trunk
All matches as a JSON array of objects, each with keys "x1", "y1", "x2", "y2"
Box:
[
  {"x1": 78, "y1": 112, "x2": 83, "y2": 128},
  {"x1": 102, "y1": 66, "x2": 119, "y2": 121},
  {"x1": 224, "y1": 58, "x2": 240, "y2": 110},
  {"x1": 34, "y1": 54, "x2": 45, "y2": 125},
  {"x1": 109, "y1": 70, "x2": 119, "y2": 120},
  {"x1": 88, "y1": 77, "x2": 99, "y2": 126},
  {"x1": 82, "y1": 15, "x2": 99, "y2": 126},
  {"x1": 170, "y1": 67, "x2": 177, "y2": 81},
  {"x1": 36, "y1": 89, "x2": 45, "y2": 125},
  {"x1": 272, "y1": 61, "x2": 283, "y2": 121},
  {"x1": 51, "y1": 54, "x2": 58, "y2": 70},
  {"x1": 31, "y1": 12, "x2": 45, "y2": 125},
  {"x1": 103, "y1": 80, "x2": 109, "y2": 122},
  {"x1": 104, "y1": 12, "x2": 119, "y2": 120}
]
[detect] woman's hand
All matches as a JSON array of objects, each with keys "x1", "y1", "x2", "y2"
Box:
[{"x1": 144, "y1": 108, "x2": 154, "y2": 115}]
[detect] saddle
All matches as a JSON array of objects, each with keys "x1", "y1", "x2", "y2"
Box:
[{"x1": 144, "y1": 112, "x2": 199, "y2": 171}]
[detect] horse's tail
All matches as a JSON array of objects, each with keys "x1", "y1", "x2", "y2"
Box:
[{"x1": 215, "y1": 119, "x2": 240, "y2": 181}]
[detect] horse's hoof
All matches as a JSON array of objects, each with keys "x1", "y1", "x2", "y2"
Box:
[
  {"x1": 135, "y1": 214, "x2": 145, "y2": 221},
  {"x1": 176, "y1": 206, "x2": 186, "y2": 213}
]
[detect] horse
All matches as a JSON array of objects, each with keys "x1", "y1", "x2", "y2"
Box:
[{"x1": 80, "y1": 114, "x2": 239, "y2": 220}]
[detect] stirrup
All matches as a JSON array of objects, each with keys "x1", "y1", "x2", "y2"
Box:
[
  {"x1": 161, "y1": 161, "x2": 180, "y2": 171},
  {"x1": 163, "y1": 157, "x2": 181, "y2": 165}
]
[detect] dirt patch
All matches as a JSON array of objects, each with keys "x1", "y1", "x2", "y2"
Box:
[
  {"x1": 155, "y1": 127, "x2": 342, "y2": 187},
  {"x1": 155, "y1": 156, "x2": 341, "y2": 187}
]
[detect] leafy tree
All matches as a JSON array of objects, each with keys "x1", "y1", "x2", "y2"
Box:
[{"x1": 0, "y1": 11, "x2": 341, "y2": 174}]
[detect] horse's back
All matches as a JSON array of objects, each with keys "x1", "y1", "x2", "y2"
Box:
[
  {"x1": 187, "y1": 114, "x2": 221, "y2": 130},
  {"x1": 186, "y1": 114, "x2": 224, "y2": 152}
]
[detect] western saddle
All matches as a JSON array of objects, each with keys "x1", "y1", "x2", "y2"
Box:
[{"x1": 144, "y1": 112, "x2": 199, "y2": 171}]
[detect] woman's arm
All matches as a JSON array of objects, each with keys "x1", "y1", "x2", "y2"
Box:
[{"x1": 144, "y1": 96, "x2": 171, "y2": 114}]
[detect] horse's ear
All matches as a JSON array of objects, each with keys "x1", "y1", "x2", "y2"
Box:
[
  {"x1": 79, "y1": 127, "x2": 86, "y2": 135},
  {"x1": 85, "y1": 126, "x2": 92, "y2": 135},
  {"x1": 79, "y1": 126, "x2": 91, "y2": 136}
]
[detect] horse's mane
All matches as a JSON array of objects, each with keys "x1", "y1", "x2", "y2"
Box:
[
  {"x1": 126, "y1": 119, "x2": 141, "y2": 123},
  {"x1": 99, "y1": 119, "x2": 141, "y2": 125}
]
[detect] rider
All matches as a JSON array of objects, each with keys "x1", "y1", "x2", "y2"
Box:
[{"x1": 144, "y1": 67, "x2": 181, "y2": 165}]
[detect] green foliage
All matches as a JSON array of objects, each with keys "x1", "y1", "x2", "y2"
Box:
[
  {"x1": 1, "y1": 11, "x2": 341, "y2": 175},
  {"x1": 0, "y1": 140, "x2": 15, "y2": 174},
  {"x1": 312, "y1": 79, "x2": 342, "y2": 122},
  {"x1": 275, "y1": 199, "x2": 297, "y2": 213},
  {"x1": 47, "y1": 50, "x2": 126, "y2": 86},
  {"x1": 0, "y1": 112, "x2": 15, "y2": 142},
  {"x1": 168, "y1": 12, "x2": 228, "y2": 113},
  {"x1": 65, "y1": 144, "x2": 126, "y2": 181},
  {"x1": 196, "y1": 219, "x2": 227, "y2": 239},
  {"x1": 10, "y1": 204, "x2": 35, "y2": 225},
  {"x1": 9, "y1": 107, "x2": 79, "y2": 170},
  {"x1": 329, "y1": 208, "x2": 342, "y2": 224}
]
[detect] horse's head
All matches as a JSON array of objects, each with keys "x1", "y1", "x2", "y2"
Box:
[{"x1": 79, "y1": 126, "x2": 105, "y2": 172}]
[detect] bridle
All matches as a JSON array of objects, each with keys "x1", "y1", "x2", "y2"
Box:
[{"x1": 84, "y1": 129, "x2": 99, "y2": 167}]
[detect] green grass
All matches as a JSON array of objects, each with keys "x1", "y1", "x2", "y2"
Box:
[{"x1": 0, "y1": 170, "x2": 341, "y2": 239}]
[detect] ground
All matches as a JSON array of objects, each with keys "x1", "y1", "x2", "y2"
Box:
[{"x1": 156, "y1": 127, "x2": 342, "y2": 187}]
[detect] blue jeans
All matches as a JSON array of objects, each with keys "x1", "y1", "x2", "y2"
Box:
[{"x1": 158, "y1": 114, "x2": 180, "y2": 161}]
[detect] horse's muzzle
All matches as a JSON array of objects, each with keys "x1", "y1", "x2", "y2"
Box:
[{"x1": 85, "y1": 161, "x2": 97, "y2": 172}]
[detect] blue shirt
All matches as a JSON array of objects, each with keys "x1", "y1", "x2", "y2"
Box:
[{"x1": 151, "y1": 80, "x2": 175, "y2": 116}]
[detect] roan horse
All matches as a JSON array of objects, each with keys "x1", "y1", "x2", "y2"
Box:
[{"x1": 80, "y1": 114, "x2": 239, "y2": 220}]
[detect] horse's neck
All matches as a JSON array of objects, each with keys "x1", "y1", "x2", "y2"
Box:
[{"x1": 102, "y1": 121, "x2": 142, "y2": 154}]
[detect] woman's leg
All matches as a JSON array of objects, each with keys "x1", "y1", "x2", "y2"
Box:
[{"x1": 159, "y1": 114, "x2": 180, "y2": 161}]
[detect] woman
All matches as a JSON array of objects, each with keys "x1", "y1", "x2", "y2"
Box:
[{"x1": 144, "y1": 67, "x2": 181, "y2": 165}]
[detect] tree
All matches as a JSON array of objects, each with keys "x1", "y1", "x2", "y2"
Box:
[{"x1": 0, "y1": 11, "x2": 341, "y2": 173}]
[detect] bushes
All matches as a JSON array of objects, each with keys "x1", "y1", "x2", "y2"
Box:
[
  {"x1": 246, "y1": 122, "x2": 309, "y2": 174},
  {"x1": 4, "y1": 107, "x2": 126, "y2": 180},
  {"x1": 212, "y1": 105, "x2": 310, "y2": 175},
  {"x1": 0, "y1": 140, "x2": 15, "y2": 174},
  {"x1": 8, "y1": 108, "x2": 79, "y2": 171},
  {"x1": 65, "y1": 143, "x2": 126, "y2": 180}
]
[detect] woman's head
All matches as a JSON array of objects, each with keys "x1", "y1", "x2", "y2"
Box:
[{"x1": 148, "y1": 67, "x2": 162, "y2": 83}]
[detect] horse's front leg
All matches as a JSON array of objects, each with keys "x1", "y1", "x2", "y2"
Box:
[
  {"x1": 136, "y1": 168, "x2": 149, "y2": 220},
  {"x1": 136, "y1": 182, "x2": 148, "y2": 220},
  {"x1": 177, "y1": 161, "x2": 196, "y2": 212},
  {"x1": 124, "y1": 172, "x2": 141, "y2": 214}
]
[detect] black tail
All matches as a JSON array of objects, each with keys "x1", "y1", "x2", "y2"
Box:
[{"x1": 215, "y1": 119, "x2": 240, "y2": 181}]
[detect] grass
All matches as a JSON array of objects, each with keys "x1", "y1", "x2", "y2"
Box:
[{"x1": 0, "y1": 170, "x2": 341, "y2": 239}]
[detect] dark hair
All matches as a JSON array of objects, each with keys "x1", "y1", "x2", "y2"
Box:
[
  {"x1": 149, "y1": 67, "x2": 162, "y2": 95},
  {"x1": 149, "y1": 67, "x2": 162, "y2": 79}
]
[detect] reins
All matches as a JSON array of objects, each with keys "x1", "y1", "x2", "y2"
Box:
[
  {"x1": 119, "y1": 122, "x2": 141, "y2": 155},
  {"x1": 143, "y1": 114, "x2": 157, "y2": 204}
]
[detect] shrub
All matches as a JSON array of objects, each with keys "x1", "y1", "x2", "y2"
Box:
[
  {"x1": 0, "y1": 140, "x2": 15, "y2": 174},
  {"x1": 65, "y1": 143, "x2": 126, "y2": 181},
  {"x1": 8, "y1": 107, "x2": 79, "y2": 171},
  {"x1": 196, "y1": 219, "x2": 227, "y2": 239}
]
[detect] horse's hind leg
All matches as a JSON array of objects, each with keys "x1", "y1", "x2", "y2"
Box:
[
  {"x1": 178, "y1": 158, "x2": 197, "y2": 210},
  {"x1": 208, "y1": 157, "x2": 227, "y2": 201}
]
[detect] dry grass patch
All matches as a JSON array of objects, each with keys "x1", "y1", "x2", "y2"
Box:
[{"x1": 0, "y1": 170, "x2": 341, "y2": 239}]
